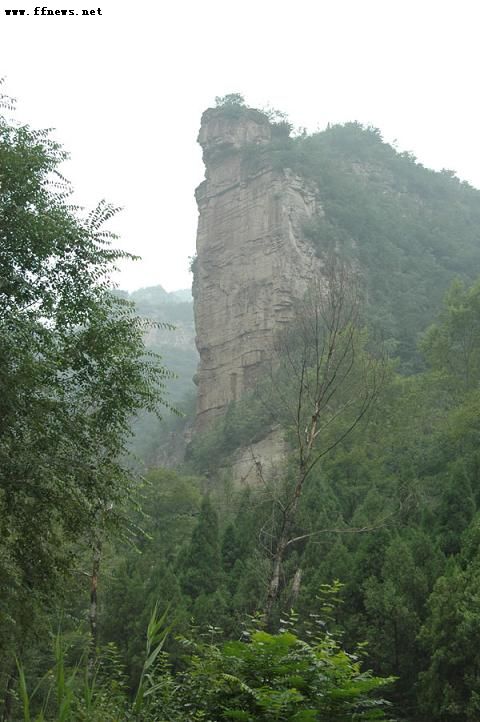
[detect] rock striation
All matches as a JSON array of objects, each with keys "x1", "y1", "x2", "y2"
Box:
[{"x1": 193, "y1": 106, "x2": 322, "y2": 431}]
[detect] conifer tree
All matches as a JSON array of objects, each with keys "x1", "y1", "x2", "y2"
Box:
[
  {"x1": 221, "y1": 524, "x2": 237, "y2": 572},
  {"x1": 181, "y1": 497, "x2": 222, "y2": 599}
]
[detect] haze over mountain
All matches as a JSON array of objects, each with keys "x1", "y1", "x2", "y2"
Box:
[{"x1": 4, "y1": 93, "x2": 480, "y2": 722}]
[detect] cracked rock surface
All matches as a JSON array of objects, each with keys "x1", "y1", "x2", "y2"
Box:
[{"x1": 193, "y1": 107, "x2": 322, "y2": 432}]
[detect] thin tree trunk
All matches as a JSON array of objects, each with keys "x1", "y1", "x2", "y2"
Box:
[
  {"x1": 290, "y1": 567, "x2": 302, "y2": 606},
  {"x1": 89, "y1": 532, "x2": 102, "y2": 668},
  {"x1": 264, "y1": 473, "x2": 306, "y2": 629},
  {"x1": 265, "y1": 536, "x2": 287, "y2": 627},
  {"x1": 1, "y1": 664, "x2": 17, "y2": 722}
]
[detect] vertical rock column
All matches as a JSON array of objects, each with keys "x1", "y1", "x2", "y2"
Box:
[{"x1": 193, "y1": 107, "x2": 320, "y2": 432}]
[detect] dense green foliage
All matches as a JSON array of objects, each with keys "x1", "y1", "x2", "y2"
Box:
[
  {"x1": 5, "y1": 93, "x2": 480, "y2": 722},
  {"x1": 0, "y1": 91, "x2": 171, "y2": 713},
  {"x1": 16, "y1": 604, "x2": 394, "y2": 721},
  {"x1": 100, "y1": 275, "x2": 480, "y2": 721}
]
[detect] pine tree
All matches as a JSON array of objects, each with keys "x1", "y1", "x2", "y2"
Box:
[
  {"x1": 221, "y1": 524, "x2": 237, "y2": 572},
  {"x1": 181, "y1": 497, "x2": 222, "y2": 599}
]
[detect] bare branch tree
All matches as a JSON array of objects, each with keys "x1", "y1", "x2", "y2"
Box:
[{"x1": 259, "y1": 257, "x2": 385, "y2": 625}]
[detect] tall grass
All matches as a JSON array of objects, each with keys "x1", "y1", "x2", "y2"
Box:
[{"x1": 14, "y1": 603, "x2": 170, "y2": 722}]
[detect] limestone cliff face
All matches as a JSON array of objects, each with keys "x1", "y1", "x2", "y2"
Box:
[{"x1": 193, "y1": 107, "x2": 321, "y2": 431}]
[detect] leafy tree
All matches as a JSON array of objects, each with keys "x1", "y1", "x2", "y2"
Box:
[
  {"x1": 0, "y1": 88, "x2": 171, "y2": 710},
  {"x1": 173, "y1": 623, "x2": 395, "y2": 721}
]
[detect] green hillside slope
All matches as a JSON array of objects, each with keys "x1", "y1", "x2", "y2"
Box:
[{"x1": 262, "y1": 121, "x2": 480, "y2": 366}]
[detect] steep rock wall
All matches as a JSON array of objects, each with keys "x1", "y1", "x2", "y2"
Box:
[{"x1": 193, "y1": 107, "x2": 322, "y2": 431}]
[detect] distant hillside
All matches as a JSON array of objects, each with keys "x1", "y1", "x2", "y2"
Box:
[
  {"x1": 117, "y1": 284, "x2": 197, "y2": 403},
  {"x1": 264, "y1": 121, "x2": 480, "y2": 366},
  {"x1": 115, "y1": 285, "x2": 197, "y2": 467},
  {"x1": 130, "y1": 284, "x2": 192, "y2": 310}
]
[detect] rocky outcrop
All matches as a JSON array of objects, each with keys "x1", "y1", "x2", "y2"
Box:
[
  {"x1": 229, "y1": 427, "x2": 288, "y2": 487},
  {"x1": 193, "y1": 106, "x2": 322, "y2": 431}
]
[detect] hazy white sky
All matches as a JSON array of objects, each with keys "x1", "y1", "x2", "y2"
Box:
[{"x1": 1, "y1": 0, "x2": 479, "y2": 291}]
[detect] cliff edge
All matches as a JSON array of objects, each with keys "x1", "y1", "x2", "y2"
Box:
[{"x1": 193, "y1": 105, "x2": 321, "y2": 431}]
